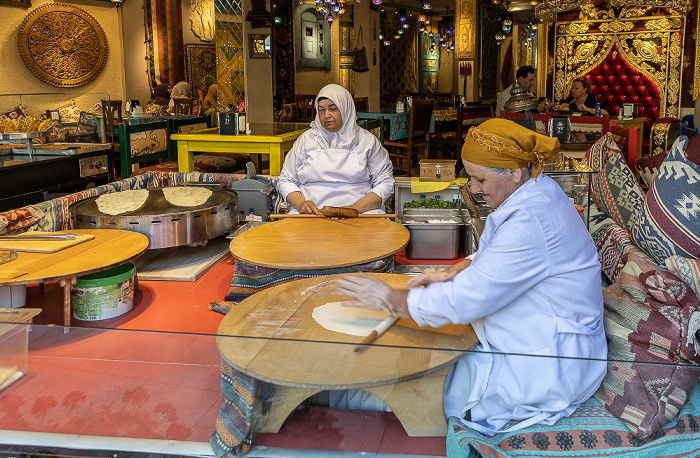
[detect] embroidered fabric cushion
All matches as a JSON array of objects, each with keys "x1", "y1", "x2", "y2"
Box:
[
  {"x1": 635, "y1": 144, "x2": 700, "y2": 188},
  {"x1": 631, "y1": 136, "x2": 700, "y2": 265},
  {"x1": 588, "y1": 204, "x2": 634, "y2": 283},
  {"x1": 582, "y1": 131, "x2": 617, "y2": 172},
  {"x1": 590, "y1": 148, "x2": 646, "y2": 233},
  {"x1": 666, "y1": 255, "x2": 700, "y2": 301},
  {"x1": 56, "y1": 99, "x2": 81, "y2": 123},
  {"x1": 594, "y1": 247, "x2": 700, "y2": 439},
  {"x1": 447, "y1": 380, "x2": 700, "y2": 458}
]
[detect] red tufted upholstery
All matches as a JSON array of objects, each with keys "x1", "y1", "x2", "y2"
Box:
[{"x1": 587, "y1": 44, "x2": 661, "y2": 136}]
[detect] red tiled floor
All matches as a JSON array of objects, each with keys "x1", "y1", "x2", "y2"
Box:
[{"x1": 2, "y1": 254, "x2": 447, "y2": 455}]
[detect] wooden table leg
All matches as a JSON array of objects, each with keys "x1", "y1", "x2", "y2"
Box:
[
  {"x1": 364, "y1": 366, "x2": 451, "y2": 437},
  {"x1": 59, "y1": 277, "x2": 76, "y2": 333},
  {"x1": 252, "y1": 386, "x2": 320, "y2": 433}
]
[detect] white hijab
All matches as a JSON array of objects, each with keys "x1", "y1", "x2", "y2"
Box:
[
  {"x1": 311, "y1": 84, "x2": 360, "y2": 150},
  {"x1": 168, "y1": 82, "x2": 191, "y2": 107}
]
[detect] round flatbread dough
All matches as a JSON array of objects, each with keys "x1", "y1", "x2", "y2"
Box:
[
  {"x1": 96, "y1": 189, "x2": 149, "y2": 215},
  {"x1": 162, "y1": 186, "x2": 212, "y2": 207},
  {"x1": 312, "y1": 302, "x2": 389, "y2": 336}
]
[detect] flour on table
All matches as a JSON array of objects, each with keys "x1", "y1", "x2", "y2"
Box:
[
  {"x1": 162, "y1": 186, "x2": 212, "y2": 207},
  {"x1": 96, "y1": 189, "x2": 149, "y2": 215},
  {"x1": 312, "y1": 302, "x2": 389, "y2": 336}
]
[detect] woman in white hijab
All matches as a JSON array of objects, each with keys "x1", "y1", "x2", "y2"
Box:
[
  {"x1": 168, "y1": 81, "x2": 191, "y2": 108},
  {"x1": 278, "y1": 84, "x2": 394, "y2": 214}
]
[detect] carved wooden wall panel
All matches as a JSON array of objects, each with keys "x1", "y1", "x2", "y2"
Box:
[{"x1": 17, "y1": 3, "x2": 108, "y2": 87}]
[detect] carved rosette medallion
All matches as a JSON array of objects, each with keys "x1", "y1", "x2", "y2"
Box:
[{"x1": 17, "y1": 3, "x2": 108, "y2": 87}]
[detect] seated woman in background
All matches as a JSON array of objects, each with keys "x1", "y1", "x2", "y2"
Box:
[
  {"x1": 153, "y1": 83, "x2": 171, "y2": 106},
  {"x1": 555, "y1": 76, "x2": 609, "y2": 116},
  {"x1": 168, "y1": 81, "x2": 191, "y2": 112},
  {"x1": 278, "y1": 84, "x2": 394, "y2": 215},
  {"x1": 202, "y1": 84, "x2": 218, "y2": 115}
]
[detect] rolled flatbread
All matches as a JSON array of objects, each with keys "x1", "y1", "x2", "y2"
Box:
[{"x1": 312, "y1": 302, "x2": 390, "y2": 336}]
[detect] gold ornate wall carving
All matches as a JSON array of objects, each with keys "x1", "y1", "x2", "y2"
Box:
[
  {"x1": 17, "y1": 3, "x2": 108, "y2": 87},
  {"x1": 553, "y1": 0, "x2": 684, "y2": 118},
  {"x1": 456, "y1": 0, "x2": 477, "y2": 59}
]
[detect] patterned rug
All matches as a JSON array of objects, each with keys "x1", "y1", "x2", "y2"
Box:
[{"x1": 185, "y1": 43, "x2": 217, "y2": 96}]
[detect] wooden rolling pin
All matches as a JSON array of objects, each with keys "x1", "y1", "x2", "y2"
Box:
[{"x1": 270, "y1": 206, "x2": 397, "y2": 219}]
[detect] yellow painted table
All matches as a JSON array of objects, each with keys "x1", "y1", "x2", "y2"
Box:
[{"x1": 172, "y1": 122, "x2": 309, "y2": 175}]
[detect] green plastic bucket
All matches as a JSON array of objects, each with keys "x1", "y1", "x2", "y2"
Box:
[{"x1": 71, "y1": 263, "x2": 136, "y2": 321}]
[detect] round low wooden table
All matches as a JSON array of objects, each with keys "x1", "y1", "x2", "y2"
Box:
[
  {"x1": 216, "y1": 273, "x2": 477, "y2": 437},
  {"x1": 229, "y1": 218, "x2": 410, "y2": 269},
  {"x1": 0, "y1": 229, "x2": 149, "y2": 329}
]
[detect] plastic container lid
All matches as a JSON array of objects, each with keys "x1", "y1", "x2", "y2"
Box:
[{"x1": 75, "y1": 263, "x2": 135, "y2": 288}]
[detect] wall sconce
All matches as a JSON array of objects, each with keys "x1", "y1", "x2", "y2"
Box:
[{"x1": 111, "y1": 0, "x2": 125, "y2": 9}]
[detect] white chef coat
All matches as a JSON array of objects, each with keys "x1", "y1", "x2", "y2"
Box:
[
  {"x1": 277, "y1": 128, "x2": 395, "y2": 214},
  {"x1": 407, "y1": 174, "x2": 607, "y2": 435}
]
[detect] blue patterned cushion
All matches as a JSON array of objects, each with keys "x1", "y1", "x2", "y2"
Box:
[
  {"x1": 447, "y1": 380, "x2": 700, "y2": 458},
  {"x1": 631, "y1": 136, "x2": 700, "y2": 265}
]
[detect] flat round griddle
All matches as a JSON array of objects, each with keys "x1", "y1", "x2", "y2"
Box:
[{"x1": 70, "y1": 188, "x2": 238, "y2": 249}]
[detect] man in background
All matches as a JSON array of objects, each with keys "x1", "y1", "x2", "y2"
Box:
[{"x1": 496, "y1": 65, "x2": 536, "y2": 117}]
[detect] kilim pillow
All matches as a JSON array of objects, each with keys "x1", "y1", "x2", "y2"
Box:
[
  {"x1": 666, "y1": 255, "x2": 700, "y2": 302},
  {"x1": 635, "y1": 142, "x2": 700, "y2": 188},
  {"x1": 582, "y1": 131, "x2": 617, "y2": 172},
  {"x1": 590, "y1": 148, "x2": 646, "y2": 234},
  {"x1": 594, "y1": 247, "x2": 700, "y2": 439},
  {"x1": 631, "y1": 136, "x2": 700, "y2": 265},
  {"x1": 56, "y1": 99, "x2": 81, "y2": 123}
]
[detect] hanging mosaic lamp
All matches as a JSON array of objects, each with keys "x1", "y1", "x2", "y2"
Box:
[
  {"x1": 530, "y1": 30, "x2": 535, "y2": 36},
  {"x1": 532, "y1": 23, "x2": 538, "y2": 29},
  {"x1": 372, "y1": 0, "x2": 382, "y2": 5},
  {"x1": 419, "y1": 25, "x2": 424, "y2": 32},
  {"x1": 314, "y1": 0, "x2": 322, "y2": 4},
  {"x1": 326, "y1": 13, "x2": 334, "y2": 22},
  {"x1": 394, "y1": 33, "x2": 401, "y2": 39},
  {"x1": 440, "y1": 41, "x2": 447, "y2": 47},
  {"x1": 398, "y1": 29, "x2": 404, "y2": 34},
  {"x1": 417, "y1": 13, "x2": 427, "y2": 22},
  {"x1": 274, "y1": 16, "x2": 282, "y2": 24},
  {"x1": 449, "y1": 43, "x2": 455, "y2": 51},
  {"x1": 378, "y1": 32, "x2": 384, "y2": 40},
  {"x1": 333, "y1": 4, "x2": 340, "y2": 13},
  {"x1": 384, "y1": 40, "x2": 391, "y2": 46},
  {"x1": 492, "y1": 0, "x2": 501, "y2": 4},
  {"x1": 422, "y1": 0, "x2": 431, "y2": 10},
  {"x1": 429, "y1": 44, "x2": 435, "y2": 52},
  {"x1": 502, "y1": 19, "x2": 512, "y2": 33},
  {"x1": 402, "y1": 22, "x2": 409, "y2": 29},
  {"x1": 398, "y1": 8, "x2": 407, "y2": 22}
]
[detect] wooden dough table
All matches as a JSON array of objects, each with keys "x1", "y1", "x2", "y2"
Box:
[
  {"x1": 216, "y1": 273, "x2": 478, "y2": 437},
  {"x1": 229, "y1": 218, "x2": 410, "y2": 269},
  {"x1": 0, "y1": 229, "x2": 149, "y2": 329}
]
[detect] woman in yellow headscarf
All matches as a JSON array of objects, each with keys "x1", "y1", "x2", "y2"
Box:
[{"x1": 335, "y1": 118, "x2": 607, "y2": 436}]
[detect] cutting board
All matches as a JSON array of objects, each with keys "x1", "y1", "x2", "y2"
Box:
[
  {"x1": 0, "y1": 233, "x2": 96, "y2": 253},
  {"x1": 229, "y1": 218, "x2": 410, "y2": 269}
]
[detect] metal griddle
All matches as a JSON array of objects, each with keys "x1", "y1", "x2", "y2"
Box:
[{"x1": 70, "y1": 188, "x2": 238, "y2": 249}]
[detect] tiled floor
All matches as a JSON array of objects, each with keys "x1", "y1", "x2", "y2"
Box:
[{"x1": 0, "y1": 252, "x2": 448, "y2": 457}]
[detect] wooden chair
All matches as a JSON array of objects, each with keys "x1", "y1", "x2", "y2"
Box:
[
  {"x1": 167, "y1": 116, "x2": 210, "y2": 160},
  {"x1": 295, "y1": 94, "x2": 316, "y2": 122},
  {"x1": 385, "y1": 99, "x2": 435, "y2": 176},
  {"x1": 431, "y1": 105, "x2": 493, "y2": 159},
  {"x1": 101, "y1": 99, "x2": 123, "y2": 149},
  {"x1": 502, "y1": 112, "x2": 551, "y2": 133},
  {"x1": 353, "y1": 96, "x2": 369, "y2": 113},
  {"x1": 609, "y1": 123, "x2": 639, "y2": 170},
  {"x1": 173, "y1": 97, "x2": 194, "y2": 115},
  {"x1": 569, "y1": 114, "x2": 610, "y2": 138},
  {"x1": 118, "y1": 120, "x2": 170, "y2": 179},
  {"x1": 357, "y1": 118, "x2": 384, "y2": 145}
]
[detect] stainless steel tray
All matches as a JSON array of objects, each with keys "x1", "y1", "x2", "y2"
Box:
[
  {"x1": 403, "y1": 208, "x2": 462, "y2": 217},
  {"x1": 0, "y1": 131, "x2": 48, "y2": 140},
  {"x1": 402, "y1": 216, "x2": 463, "y2": 225}
]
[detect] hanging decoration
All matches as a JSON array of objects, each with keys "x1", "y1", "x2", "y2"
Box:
[{"x1": 313, "y1": 0, "x2": 345, "y2": 24}]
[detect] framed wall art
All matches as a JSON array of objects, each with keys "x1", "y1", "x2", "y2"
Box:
[{"x1": 248, "y1": 34, "x2": 271, "y2": 59}]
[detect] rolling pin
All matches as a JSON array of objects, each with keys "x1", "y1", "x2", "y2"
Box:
[{"x1": 270, "y1": 206, "x2": 397, "y2": 219}]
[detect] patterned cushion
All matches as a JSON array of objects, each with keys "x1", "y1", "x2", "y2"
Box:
[
  {"x1": 591, "y1": 147, "x2": 646, "y2": 233},
  {"x1": 631, "y1": 136, "x2": 700, "y2": 265},
  {"x1": 56, "y1": 99, "x2": 81, "y2": 123},
  {"x1": 0, "y1": 206, "x2": 45, "y2": 235},
  {"x1": 666, "y1": 255, "x2": 700, "y2": 302},
  {"x1": 589, "y1": 204, "x2": 635, "y2": 283},
  {"x1": 582, "y1": 131, "x2": 617, "y2": 172},
  {"x1": 634, "y1": 140, "x2": 700, "y2": 188},
  {"x1": 594, "y1": 247, "x2": 700, "y2": 439},
  {"x1": 128, "y1": 128, "x2": 169, "y2": 158},
  {"x1": 447, "y1": 380, "x2": 700, "y2": 458}
]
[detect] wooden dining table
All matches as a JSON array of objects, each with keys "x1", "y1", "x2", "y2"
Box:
[
  {"x1": 216, "y1": 273, "x2": 478, "y2": 437},
  {"x1": 0, "y1": 229, "x2": 149, "y2": 329},
  {"x1": 172, "y1": 122, "x2": 309, "y2": 175}
]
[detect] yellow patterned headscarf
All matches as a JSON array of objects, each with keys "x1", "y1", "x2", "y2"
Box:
[{"x1": 461, "y1": 118, "x2": 560, "y2": 177}]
